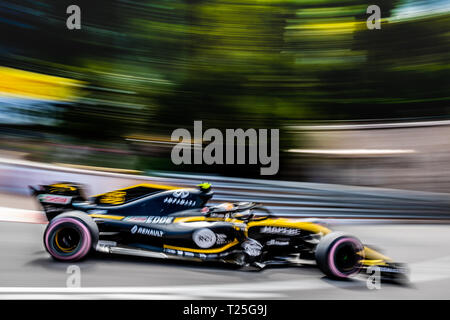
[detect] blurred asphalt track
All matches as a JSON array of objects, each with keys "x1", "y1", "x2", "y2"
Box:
[{"x1": 0, "y1": 192, "x2": 449, "y2": 299}]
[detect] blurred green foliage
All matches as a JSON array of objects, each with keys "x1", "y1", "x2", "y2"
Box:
[
  {"x1": 0, "y1": 0, "x2": 448, "y2": 176},
  {"x1": 1, "y1": 0, "x2": 448, "y2": 137}
]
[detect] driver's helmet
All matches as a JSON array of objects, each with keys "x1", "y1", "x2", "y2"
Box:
[{"x1": 215, "y1": 202, "x2": 235, "y2": 211}]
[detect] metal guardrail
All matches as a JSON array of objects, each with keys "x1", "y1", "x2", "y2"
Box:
[
  {"x1": 151, "y1": 172, "x2": 450, "y2": 219},
  {"x1": 1, "y1": 157, "x2": 450, "y2": 219}
]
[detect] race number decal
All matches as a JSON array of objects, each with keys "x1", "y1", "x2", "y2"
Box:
[
  {"x1": 99, "y1": 191, "x2": 126, "y2": 205},
  {"x1": 192, "y1": 228, "x2": 216, "y2": 249}
]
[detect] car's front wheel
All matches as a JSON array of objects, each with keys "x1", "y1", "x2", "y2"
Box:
[{"x1": 315, "y1": 232, "x2": 364, "y2": 279}]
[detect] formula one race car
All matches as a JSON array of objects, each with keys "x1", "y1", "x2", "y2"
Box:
[{"x1": 30, "y1": 182, "x2": 409, "y2": 282}]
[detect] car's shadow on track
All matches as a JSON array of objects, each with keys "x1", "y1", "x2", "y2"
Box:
[
  {"x1": 95, "y1": 251, "x2": 242, "y2": 269},
  {"x1": 85, "y1": 252, "x2": 329, "y2": 276},
  {"x1": 25, "y1": 255, "x2": 99, "y2": 272},
  {"x1": 26, "y1": 250, "x2": 325, "y2": 280},
  {"x1": 319, "y1": 276, "x2": 371, "y2": 291},
  {"x1": 26, "y1": 250, "x2": 242, "y2": 273},
  {"x1": 25, "y1": 251, "x2": 413, "y2": 290}
]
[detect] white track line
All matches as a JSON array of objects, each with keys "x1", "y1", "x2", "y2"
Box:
[
  {"x1": 0, "y1": 279, "x2": 350, "y2": 299},
  {"x1": 2, "y1": 257, "x2": 450, "y2": 300}
]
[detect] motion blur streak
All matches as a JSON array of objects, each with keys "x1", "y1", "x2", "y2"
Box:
[
  {"x1": 287, "y1": 149, "x2": 416, "y2": 155},
  {"x1": 0, "y1": 214, "x2": 450, "y2": 299},
  {"x1": 0, "y1": 0, "x2": 448, "y2": 186},
  {"x1": 0, "y1": 67, "x2": 83, "y2": 101},
  {"x1": 0, "y1": 1, "x2": 449, "y2": 300}
]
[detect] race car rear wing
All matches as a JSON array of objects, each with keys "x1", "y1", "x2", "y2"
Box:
[{"x1": 29, "y1": 182, "x2": 87, "y2": 221}]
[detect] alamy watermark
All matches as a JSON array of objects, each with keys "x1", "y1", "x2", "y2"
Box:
[
  {"x1": 66, "y1": 5, "x2": 81, "y2": 30},
  {"x1": 366, "y1": 266, "x2": 381, "y2": 290},
  {"x1": 66, "y1": 4, "x2": 381, "y2": 31},
  {"x1": 367, "y1": 5, "x2": 381, "y2": 30},
  {"x1": 171, "y1": 121, "x2": 279, "y2": 175},
  {"x1": 66, "y1": 265, "x2": 81, "y2": 287}
]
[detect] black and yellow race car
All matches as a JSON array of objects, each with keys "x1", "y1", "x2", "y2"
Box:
[{"x1": 30, "y1": 182, "x2": 409, "y2": 282}]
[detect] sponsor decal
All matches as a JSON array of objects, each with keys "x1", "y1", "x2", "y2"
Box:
[
  {"x1": 163, "y1": 197, "x2": 197, "y2": 207},
  {"x1": 242, "y1": 239, "x2": 262, "y2": 257},
  {"x1": 173, "y1": 190, "x2": 190, "y2": 198},
  {"x1": 130, "y1": 225, "x2": 164, "y2": 237},
  {"x1": 146, "y1": 216, "x2": 174, "y2": 224},
  {"x1": 215, "y1": 233, "x2": 229, "y2": 245},
  {"x1": 260, "y1": 226, "x2": 301, "y2": 236},
  {"x1": 38, "y1": 194, "x2": 72, "y2": 205},
  {"x1": 192, "y1": 228, "x2": 217, "y2": 249},
  {"x1": 379, "y1": 267, "x2": 408, "y2": 274},
  {"x1": 163, "y1": 249, "x2": 223, "y2": 260},
  {"x1": 266, "y1": 239, "x2": 289, "y2": 246},
  {"x1": 124, "y1": 216, "x2": 148, "y2": 223}
]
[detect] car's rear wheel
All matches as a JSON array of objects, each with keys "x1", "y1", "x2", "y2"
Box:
[
  {"x1": 44, "y1": 211, "x2": 98, "y2": 261},
  {"x1": 315, "y1": 232, "x2": 364, "y2": 279}
]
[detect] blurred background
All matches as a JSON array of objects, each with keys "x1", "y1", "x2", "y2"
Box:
[{"x1": 0, "y1": 0, "x2": 449, "y2": 191}]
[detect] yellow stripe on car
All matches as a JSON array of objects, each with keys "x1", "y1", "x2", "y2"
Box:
[
  {"x1": 361, "y1": 259, "x2": 388, "y2": 266},
  {"x1": 164, "y1": 239, "x2": 239, "y2": 253},
  {"x1": 363, "y1": 246, "x2": 393, "y2": 262},
  {"x1": 90, "y1": 183, "x2": 181, "y2": 199},
  {"x1": 89, "y1": 214, "x2": 125, "y2": 220},
  {"x1": 173, "y1": 216, "x2": 223, "y2": 223},
  {"x1": 49, "y1": 183, "x2": 77, "y2": 191}
]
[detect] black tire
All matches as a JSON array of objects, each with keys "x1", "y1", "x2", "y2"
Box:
[
  {"x1": 43, "y1": 211, "x2": 99, "y2": 261},
  {"x1": 315, "y1": 232, "x2": 364, "y2": 279}
]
